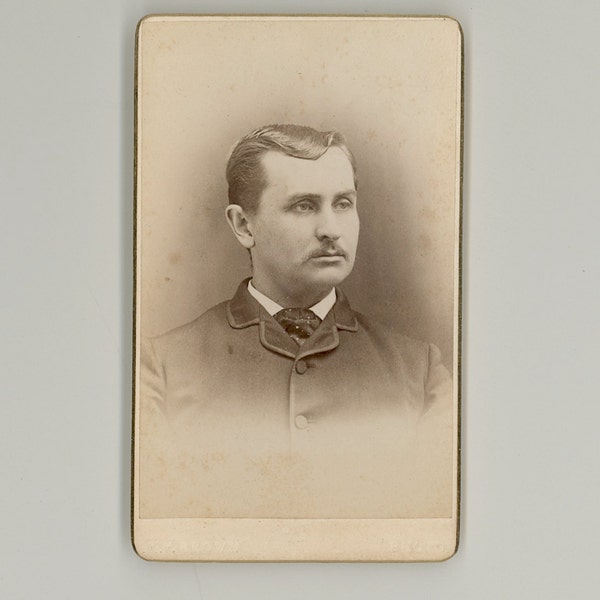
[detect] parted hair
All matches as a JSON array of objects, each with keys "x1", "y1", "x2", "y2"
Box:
[{"x1": 226, "y1": 124, "x2": 357, "y2": 213}]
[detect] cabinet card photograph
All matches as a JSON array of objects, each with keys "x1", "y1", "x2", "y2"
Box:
[{"x1": 133, "y1": 15, "x2": 463, "y2": 561}]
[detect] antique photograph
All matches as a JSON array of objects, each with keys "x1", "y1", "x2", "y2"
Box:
[{"x1": 133, "y1": 15, "x2": 462, "y2": 561}]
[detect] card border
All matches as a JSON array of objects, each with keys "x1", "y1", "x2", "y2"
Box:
[{"x1": 131, "y1": 13, "x2": 464, "y2": 562}]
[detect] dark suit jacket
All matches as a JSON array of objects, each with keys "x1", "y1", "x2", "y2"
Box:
[{"x1": 140, "y1": 279, "x2": 453, "y2": 518}]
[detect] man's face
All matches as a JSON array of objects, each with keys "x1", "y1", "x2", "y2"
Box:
[{"x1": 247, "y1": 147, "x2": 360, "y2": 306}]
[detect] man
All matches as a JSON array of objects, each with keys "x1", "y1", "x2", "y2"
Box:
[{"x1": 140, "y1": 124, "x2": 453, "y2": 519}]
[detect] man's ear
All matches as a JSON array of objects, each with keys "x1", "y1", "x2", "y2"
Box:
[{"x1": 225, "y1": 204, "x2": 255, "y2": 249}]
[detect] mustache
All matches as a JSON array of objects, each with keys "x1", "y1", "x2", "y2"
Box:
[{"x1": 306, "y1": 244, "x2": 348, "y2": 260}]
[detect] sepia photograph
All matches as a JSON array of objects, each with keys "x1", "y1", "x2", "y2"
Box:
[{"x1": 133, "y1": 15, "x2": 462, "y2": 561}]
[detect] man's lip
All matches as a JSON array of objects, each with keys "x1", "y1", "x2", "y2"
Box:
[
  {"x1": 311, "y1": 249, "x2": 346, "y2": 258},
  {"x1": 311, "y1": 253, "x2": 345, "y2": 260}
]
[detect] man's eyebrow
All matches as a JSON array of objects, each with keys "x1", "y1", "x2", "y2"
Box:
[
  {"x1": 286, "y1": 193, "x2": 322, "y2": 203},
  {"x1": 285, "y1": 190, "x2": 357, "y2": 204},
  {"x1": 335, "y1": 190, "x2": 357, "y2": 199}
]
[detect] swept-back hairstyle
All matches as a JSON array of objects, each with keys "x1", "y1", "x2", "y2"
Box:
[{"x1": 226, "y1": 124, "x2": 357, "y2": 213}]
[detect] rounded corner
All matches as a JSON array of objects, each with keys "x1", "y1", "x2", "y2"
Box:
[
  {"x1": 444, "y1": 16, "x2": 464, "y2": 42},
  {"x1": 135, "y1": 14, "x2": 162, "y2": 41},
  {"x1": 131, "y1": 534, "x2": 155, "y2": 562},
  {"x1": 135, "y1": 15, "x2": 150, "y2": 38},
  {"x1": 438, "y1": 538, "x2": 460, "y2": 562}
]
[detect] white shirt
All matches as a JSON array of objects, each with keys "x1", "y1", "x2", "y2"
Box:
[{"x1": 247, "y1": 280, "x2": 336, "y2": 320}]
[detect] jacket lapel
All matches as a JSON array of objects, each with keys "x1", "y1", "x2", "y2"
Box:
[{"x1": 226, "y1": 279, "x2": 359, "y2": 360}]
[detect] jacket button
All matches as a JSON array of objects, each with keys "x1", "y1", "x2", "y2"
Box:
[
  {"x1": 295, "y1": 360, "x2": 308, "y2": 374},
  {"x1": 294, "y1": 415, "x2": 308, "y2": 429}
]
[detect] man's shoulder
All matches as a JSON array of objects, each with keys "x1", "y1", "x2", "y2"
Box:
[
  {"x1": 150, "y1": 300, "x2": 230, "y2": 354},
  {"x1": 354, "y1": 311, "x2": 429, "y2": 355},
  {"x1": 352, "y1": 311, "x2": 450, "y2": 394}
]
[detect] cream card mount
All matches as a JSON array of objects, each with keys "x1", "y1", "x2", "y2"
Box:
[{"x1": 132, "y1": 14, "x2": 463, "y2": 562}]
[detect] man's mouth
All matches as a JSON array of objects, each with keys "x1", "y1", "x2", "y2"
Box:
[{"x1": 309, "y1": 247, "x2": 347, "y2": 260}]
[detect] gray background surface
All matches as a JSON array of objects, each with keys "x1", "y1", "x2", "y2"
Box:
[{"x1": 2, "y1": 0, "x2": 599, "y2": 598}]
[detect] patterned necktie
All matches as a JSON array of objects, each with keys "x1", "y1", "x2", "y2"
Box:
[{"x1": 274, "y1": 308, "x2": 322, "y2": 346}]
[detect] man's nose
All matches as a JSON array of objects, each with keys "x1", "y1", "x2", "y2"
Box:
[{"x1": 315, "y1": 207, "x2": 341, "y2": 240}]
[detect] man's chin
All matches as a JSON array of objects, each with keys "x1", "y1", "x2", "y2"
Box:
[{"x1": 304, "y1": 264, "x2": 352, "y2": 289}]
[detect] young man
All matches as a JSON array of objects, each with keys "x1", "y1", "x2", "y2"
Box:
[{"x1": 140, "y1": 124, "x2": 453, "y2": 518}]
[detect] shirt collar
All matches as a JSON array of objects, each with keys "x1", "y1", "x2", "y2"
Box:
[
  {"x1": 247, "y1": 280, "x2": 336, "y2": 320},
  {"x1": 228, "y1": 278, "x2": 358, "y2": 333}
]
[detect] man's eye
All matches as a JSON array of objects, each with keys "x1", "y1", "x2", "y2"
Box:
[
  {"x1": 293, "y1": 202, "x2": 314, "y2": 212},
  {"x1": 335, "y1": 199, "x2": 353, "y2": 210}
]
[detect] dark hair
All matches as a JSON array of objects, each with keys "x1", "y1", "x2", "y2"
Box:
[{"x1": 226, "y1": 124, "x2": 357, "y2": 213}]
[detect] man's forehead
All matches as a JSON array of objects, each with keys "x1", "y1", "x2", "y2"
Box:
[{"x1": 260, "y1": 147, "x2": 356, "y2": 196}]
